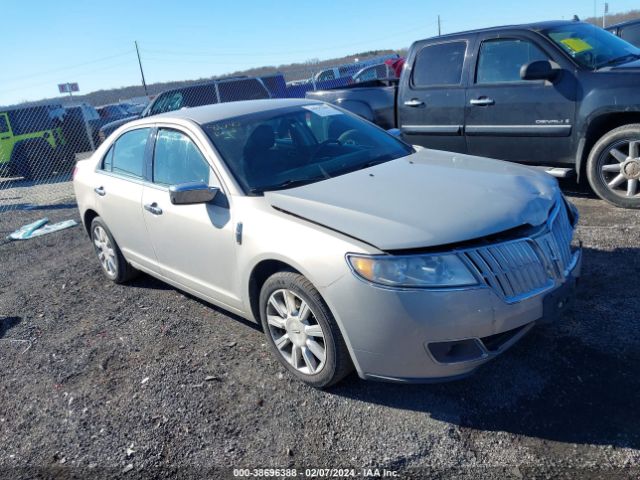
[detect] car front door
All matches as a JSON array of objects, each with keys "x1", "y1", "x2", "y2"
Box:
[
  {"x1": 94, "y1": 127, "x2": 158, "y2": 270},
  {"x1": 398, "y1": 38, "x2": 470, "y2": 152},
  {"x1": 465, "y1": 33, "x2": 577, "y2": 165},
  {"x1": 141, "y1": 127, "x2": 240, "y2": 310}
]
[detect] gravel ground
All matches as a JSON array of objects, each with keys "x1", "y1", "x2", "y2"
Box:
[{"x1": 0, "y1": 182, "x2": 639, "y2": 479}]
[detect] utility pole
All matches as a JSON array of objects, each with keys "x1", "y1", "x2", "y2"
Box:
[
  {"x1": 603, "y1": 2, "x2": 608, "y2": 27},
  {"x1": 134, "y1": 41, "x2": 148, "y2": 96},
  {"x1": 437, "y1": 15, "x2": 441, "y2": 36}
]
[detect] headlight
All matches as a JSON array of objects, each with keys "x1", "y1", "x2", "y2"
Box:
[{"x1": 346, "y1": 253, "x2": 478, "y2": 288}]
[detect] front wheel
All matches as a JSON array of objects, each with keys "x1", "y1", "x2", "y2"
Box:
[
  {"x1": 586, "y1": 124, "x2": 640, "y2": 209},
  {"x1": 259, "y1": 271, "x2": 353, "y2": 388}
]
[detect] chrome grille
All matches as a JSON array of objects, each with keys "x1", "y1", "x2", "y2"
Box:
[
  {"x1": 534, "y1": 203, "x2": 574, "y2": 277},
  {"x1": 461, "y1": 203, "x2": 575, "y2": 302}
]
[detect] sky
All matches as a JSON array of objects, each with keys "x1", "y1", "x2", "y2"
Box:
[{"x1": 2, "y1": 0, "x2": 637, "y2": 106}]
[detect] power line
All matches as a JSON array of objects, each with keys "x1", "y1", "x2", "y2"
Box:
[
  {"x1": 0, "y1": 51, "x2": 135, "y2": 85},
  {"x1": 1, "y1": 60, "x2": 137, "y2": 95}
]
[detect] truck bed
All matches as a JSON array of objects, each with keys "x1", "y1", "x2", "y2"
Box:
[{"x1": 305, "y1": 79, "x2": 398, "y2": 130}]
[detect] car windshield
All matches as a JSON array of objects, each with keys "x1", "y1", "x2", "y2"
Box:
[
  {"x1": 203, "y1": 104, "x2": 414, "y2": 194},
  {"x1": 543, "y1": 22, "x2": 640, "y2": 69}
]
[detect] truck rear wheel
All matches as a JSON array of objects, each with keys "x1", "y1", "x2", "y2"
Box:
[
  {"x1": 586, "y1": 124, "x2": 640, "y2": 209},
  {"x1": 13, "y1": 140, "x2": 55, "y2": 181}
]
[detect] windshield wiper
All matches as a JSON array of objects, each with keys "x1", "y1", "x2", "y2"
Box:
[
  {"x1": 596, "y1": 53, "x2": 640, "y2": 69},
  {"x1": 251, "y1": 176, "x2": 327, "y2": 193},
  {"x1": 358, "y1": 155, "x2": 396, "y2": 170}
]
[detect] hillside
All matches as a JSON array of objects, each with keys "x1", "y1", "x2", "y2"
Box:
[
  {"x1": 5, "y1": 49, "x2": 403, "y2": 109},
  {"x1": 584, "y1": 8, "x2": 640, "y2": 26}
]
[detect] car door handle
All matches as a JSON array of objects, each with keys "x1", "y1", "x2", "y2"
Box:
[
  {"x1": 403, "y1": 99, "x2": 425, "y2": 107},
  {"x1": 144, "y1": 203, "x2": 163, "y2": 215},
  {"x1": 469, "y1": 97, "x2": 495, "y2": 106},
  {"x1": 94, "y1": 186, "x2": 106, "y2": 196}
]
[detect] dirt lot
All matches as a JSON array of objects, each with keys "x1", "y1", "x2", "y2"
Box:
[{"x1": 0, "y1": 183, "x2": 639, "y2": 479}]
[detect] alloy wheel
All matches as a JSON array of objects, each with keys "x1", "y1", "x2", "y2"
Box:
[
  {"x1": 598, "y1": 139, "x2": 640, "y2": 198},
  {"x1": 266, "y1": 288, "x2": 327, "y2": 375},
  {"x1": 93, "y1": 225, "x2": 117, "y2": 277}
]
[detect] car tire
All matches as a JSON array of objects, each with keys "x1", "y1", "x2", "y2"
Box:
[
  {"x1": 12, "y1": 144, "x2": 33, "y2": 181},
  {"x1": 90, "y1": 217, "x2": 138, "y2": 283},
  {"x1": 586, "y1": 124, "x2": 640, "y2": 209},
  {"x1": 259, "y1": 271, "x2": 353, "y2": 388}
]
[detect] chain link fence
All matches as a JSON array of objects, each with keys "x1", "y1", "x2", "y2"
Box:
[{"x1": 0, "y1": 54, "x2": 400, "y2": 239}]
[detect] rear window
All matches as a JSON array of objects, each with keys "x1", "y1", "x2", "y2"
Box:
[{"x1": 412, "y1": 41, "x2": 466, "y2": 87}]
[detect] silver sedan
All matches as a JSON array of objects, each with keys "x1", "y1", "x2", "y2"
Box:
[{"x1": 73, "y1": 99, "x2": 581, "y2": 387}]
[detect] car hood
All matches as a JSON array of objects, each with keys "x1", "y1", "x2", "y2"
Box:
[{"x1": 264, "y1": 149, "x2": 560, "y2": 251}]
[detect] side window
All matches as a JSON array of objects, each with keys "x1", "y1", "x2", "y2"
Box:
[
  {"x1": 357, "y1": 67, "x2": 377, "y2": 82},
  {"x1": 317, "y1": 70, "x2": 335, "y2": 82},
  {"x1": 0, "y1": 115, "x2": 9, "y2": 134},
  {"x1": 153, "y1": 129, "x2": 213, "y2": 186},
  {"x1": 412, "y1": 41, "x2": 466, "y2": 87},
  {"x1": 476, "y1": 39, "x2": 549, "y2": 84},
  {"x1": 620, "y1": 24, "x2": 640, "y2": 47},
  {"x1": 110, "y1": 128, "x2": 150, "y2": 178}
]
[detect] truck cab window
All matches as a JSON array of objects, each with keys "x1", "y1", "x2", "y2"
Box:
[
  {"x1": 476, "y1": 39, "x2": 548, "y2": 84},
  {"x1": 151, "y1": 92, "x2": 184, "y2": 115},
  {"x1": 620, "y1": 24, "x2": 640, "y2": 47},
  {"x1": 412, "y1": 41, "x2": 466, "y2": 87}
]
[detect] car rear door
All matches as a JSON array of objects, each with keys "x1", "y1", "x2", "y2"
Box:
[
  {"x1": 94, "y1": 127, "x2": 157, "y2": 270},
  {"x1": 141, "y1": 126, "x2": 241, "y2": 310},
  {"x1": 398, "y1": 37, "x2": 471, "y2": 152},
  {"x1": 464, "y1": 31, "x2": 577, "y2": 165}
]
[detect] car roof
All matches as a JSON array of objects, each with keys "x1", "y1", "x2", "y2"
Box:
[
  {"x1": 152, "y1": 98, "x2": 321, "y2": 125},
  {"x1": 416, "y1": 20, "x2": 586, "y2": 42},
  {"x1": 606, "y1": 18, "x2": 640, "y2": 29}
]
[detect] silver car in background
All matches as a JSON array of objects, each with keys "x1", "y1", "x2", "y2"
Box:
[{"x1": 73, "y1": 99, "x2": 581, "y2": 387}]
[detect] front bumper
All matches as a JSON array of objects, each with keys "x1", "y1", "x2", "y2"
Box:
[{"x1": 322, "y1": 247, "x2": 581, "y2": 383}]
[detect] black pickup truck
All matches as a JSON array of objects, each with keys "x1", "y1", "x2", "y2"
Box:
[{"x1": 307, "y1": 20, "x2": 640, "y2": 208}]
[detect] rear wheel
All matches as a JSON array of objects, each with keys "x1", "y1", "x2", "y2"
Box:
[
  {"x1": 90, "y1": 217, "x2": 138, "y2": 283},
  {"x1": 586, "y1": 124, "x2": 640, "y2": 209},
  {"x1": 13, "y1": 140, "x2": 56, "y2": 181},
  {"x1": 259, "y1": 271, "x2": 353, "y2": 388}
]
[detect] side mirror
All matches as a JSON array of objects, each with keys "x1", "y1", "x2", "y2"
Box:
[
  {"x1": 169, "y1": 182, "x2": 218, "y2": 205},
  {"x1": 520, "y1": 60, "x2": 559, "y2": 81}
]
